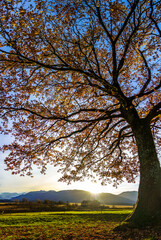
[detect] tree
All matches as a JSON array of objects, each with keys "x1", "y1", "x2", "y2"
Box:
[
  {"x1": 81, "y1": 200, "x2": 100, "y2": 209},
  {"x1": 0, "y1": 0, "x2": 160, "y2": 226}
]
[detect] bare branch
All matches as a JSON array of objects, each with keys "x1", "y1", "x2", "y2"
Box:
[
  {"x1": 146, "y1": 102, "x2": 161, "y2": 122},
  {"x1": 138, "y1": 49, "x2": 151, "y2": 95},
  {"x1": 149, "y1": 0, "x2": 161, "y2": 37},
  {"x1": 114, "y1": 0, "x2": 140, "y2": 43}
]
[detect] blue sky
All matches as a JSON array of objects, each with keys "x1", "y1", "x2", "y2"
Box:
[{"x1": 0, "y1": 134, "x2": 139, "y2": 194}]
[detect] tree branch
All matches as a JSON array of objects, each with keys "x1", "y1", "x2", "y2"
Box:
[
  {"x1": 146, "y1": 102, "x2": 161, "y2": 122},
  {"x1": 96, "y1": 6, "x2": 113, "y2": 43},
  {"x1": 114, "y1": 0, "x2": 140, "y2": 43},
  {"x1": 149, "y1": 0, "x2": 161, "y2": 37},
  {"x1": 138, "y1": 49, "x2": 151, "y2": 95}
]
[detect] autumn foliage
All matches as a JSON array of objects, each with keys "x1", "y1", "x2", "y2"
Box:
[{"x1": 0, "y1": 0, "x2": 161, "y2": 226}]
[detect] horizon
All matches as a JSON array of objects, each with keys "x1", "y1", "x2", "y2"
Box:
[
  {"x1": 0, "y1": 134, "x2": 139, "y2": 195},
  {"x1": 0, "y1": 188, "x2": 138, "y2": 195}
]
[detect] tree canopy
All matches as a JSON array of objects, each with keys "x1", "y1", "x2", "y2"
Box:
[{"x1": 0, "y1": 0, "x2": 160, "y2": 187}]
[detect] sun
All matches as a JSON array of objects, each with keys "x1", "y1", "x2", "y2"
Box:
[
  {"x1": 82, "y1": 182, "x2": 103, "y2": 194},
  {"x1": 88, "y1": 186, "x2": 102, "y2": 194},
  {"x1": 63, "y1": 179, "x2": 110, "y2": 194}
]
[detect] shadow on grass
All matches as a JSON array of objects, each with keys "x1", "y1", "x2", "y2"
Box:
[{"x1": 71, "y1": 212, "x2": 129, "y2": 223}]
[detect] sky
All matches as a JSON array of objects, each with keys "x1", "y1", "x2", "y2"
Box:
[{"x1": 0, "y1": 134, "x2": 139, "y2": 195}]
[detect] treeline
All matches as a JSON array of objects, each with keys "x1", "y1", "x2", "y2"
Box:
[{"x1": 0, "y1": 199, "x2": 109, "y2": 213}]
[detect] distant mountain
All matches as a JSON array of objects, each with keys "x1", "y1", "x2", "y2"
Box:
[
  {"x1": 12, "y1": 190, "x2": 92, "y2": 203},
  {"x1": 0, "y1": 192, "x2": 21, "y2": 200},
  {"x1": 118, "y1": 191, "x2": 138, "y2": 202},
  {"x1": 97, "y1": 193, "x2": 135, "y2": 205},
  {"x1": 11, "y1": 190, "x2": 137, "y2": 205}
]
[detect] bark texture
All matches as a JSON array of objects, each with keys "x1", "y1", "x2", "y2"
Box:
[{"x1": 127, "y1": 120, "x2": 161, "y2": 226}]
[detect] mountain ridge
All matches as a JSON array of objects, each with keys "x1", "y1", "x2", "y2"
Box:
[
  {"x1": 9, "y1": 190, "x2": 137, "y2": 205},
  {"x1": 0, "y1": 192, "x2": 22, "y2": 200}
]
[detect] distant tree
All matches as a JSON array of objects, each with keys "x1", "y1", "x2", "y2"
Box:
[
  {"x1": 81, "y1": 200, "x2": 89, "y2": 208},
  {"x1": 57, "y1": 201, "x2": 65, "y2": 205},
  {"x1": 90, "y1": 200, "x2": 100, "y2": 208},
  {"x1": 14, "y1": 199, "x2": 20, "y2": 205},
  {"x1": 0, "y1": 0, "x2": 161, "y2": 226},
  {"x1": 44, "y1": 199, "x2": 54, "y2": 205},
  {"x1": 81, "y1": 200, "x2": 100, "y2": 209},
  {"x1": 22, "y1": 198, "x2": 29, "y2": 204},
  {"x1": 43, "y1": 199, "x2": 50, "y2": 205},
  {"x1": 36, "y1": 199, "x2": 42, "y2": 204}
]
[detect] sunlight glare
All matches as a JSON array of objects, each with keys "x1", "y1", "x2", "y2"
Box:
[{"x1": 83, "y1": 182, "x2": 103, "y2": 194}]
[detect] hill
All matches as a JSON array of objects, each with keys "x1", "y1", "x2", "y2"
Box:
[
  {"x1": 12, "y1": 190, "x2": 92, "y2": 203},
  {"x1": 0, "y1": 192, "x2": 21, "y2": 200},
  {"x1": 118, "y1": 191, "x2": 138, "y2": 202},
  {"x1": 11, "y1": 190, "x2": 136, "y2": 205},
  {"x1": 97, "y1": 193, "x2": 135, "y2": 205}
]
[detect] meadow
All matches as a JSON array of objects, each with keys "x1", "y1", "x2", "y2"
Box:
[{"x1": 0, "y1": 210, "x2": 161, "y2": 240}]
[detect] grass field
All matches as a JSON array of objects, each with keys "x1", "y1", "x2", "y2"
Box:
[{"x1": 0, "y1": 210, "x2": 160, "y2": 239}]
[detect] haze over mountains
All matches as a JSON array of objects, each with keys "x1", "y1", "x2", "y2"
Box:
[
  {"x1": 0, "y1": 190, "x2": 138, "y2": 205},
  {"x1": 0, "y1": 192, "x2": 21, "y2": 200}
]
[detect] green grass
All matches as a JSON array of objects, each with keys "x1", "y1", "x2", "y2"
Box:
[
  {"x1": 0, "y1": 210, "x2": 160, "y2": 239},
  {"x1": 0, "y1": 210, "x2": 131, "y2": 226}
]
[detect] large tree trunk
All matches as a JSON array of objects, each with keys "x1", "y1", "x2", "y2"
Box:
[{"x1": 127, "y1": 120, "x2": 161, "y2": 226}]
